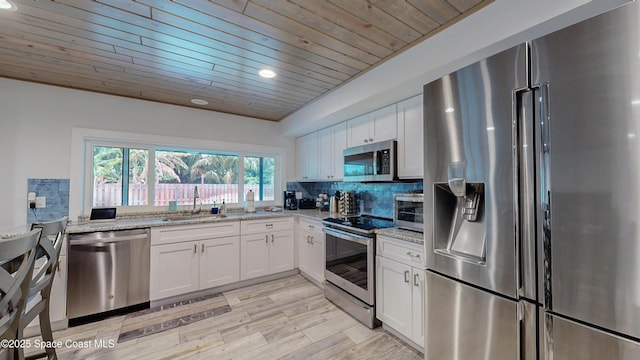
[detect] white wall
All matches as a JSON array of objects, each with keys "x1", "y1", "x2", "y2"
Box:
[
  {"x1": 279, "y1": 0, "x2": 630, "y2": 137},
  {"x1": 0, "y1": 78, "x2": 295, "y2": 230}
]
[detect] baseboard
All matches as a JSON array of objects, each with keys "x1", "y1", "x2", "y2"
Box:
[
  {"x1": 382, "y1": 324, "x2": 424, "y2": 354},
  {"x1": 151, "y1": 269, "x2": 300, "y2": 307},
  {"x1": 24, "y1": 318, "x2": 69, "y2": 338}
]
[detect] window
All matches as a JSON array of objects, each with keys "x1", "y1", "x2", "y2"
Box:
[
  {"x1": 86, "y1": 137, "x2": 281, "y2": 211},
  {"x1": 92, "y1": 146, "x2": 148, "y2": 207},
  {"x1": 244, "y1": 156, "x2": 275, "y2": 201},
  {"x1": 154, "y1": 150, "x2": 239, "y2": 206}
]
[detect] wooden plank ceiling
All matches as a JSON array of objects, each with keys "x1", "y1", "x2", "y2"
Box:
[{"x1": 0, "y1": 0, "x2": 492, "y2": 121}]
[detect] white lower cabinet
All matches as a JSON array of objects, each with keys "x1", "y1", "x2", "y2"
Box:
[
  {"x1": 50, "y1": 254, "x2": 67, "y2": 324},
  {"x1": 150, "y1": 222, "x2": 240, "y2": 301},
  {"x1": 297, "y1": 218, "x2": 325, "y2": 284},
  {"x1": 240, "y1": 217, "x2": 294, "y2": 281},
  {"x1": 376, "y1": 235, "x2": 425, "y2": 349}
]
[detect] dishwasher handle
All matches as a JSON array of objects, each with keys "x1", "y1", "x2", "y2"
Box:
[{"x1": 69, "y1": 230, "x2": 149, "y2": 246}]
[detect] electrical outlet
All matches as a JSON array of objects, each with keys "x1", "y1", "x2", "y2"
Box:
[
  {"x1": 27, "y1": 192, "x2": 36, "y2": 209},
  {"x1": 35, "y1": 196, "x2": 46, "y2": 208}
]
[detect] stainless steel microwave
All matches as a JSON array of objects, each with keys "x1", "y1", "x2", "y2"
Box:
[
  {"x1": 343, "y1": 140, "x2": 396, "y2": 182},
  {"x1": 394, "y1": 193, "x2": 424, "y2": 232}
]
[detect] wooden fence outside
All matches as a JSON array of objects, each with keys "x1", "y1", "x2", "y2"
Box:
[{"x1": 93, "y1": 183, "x2": 275, "y2": 207}]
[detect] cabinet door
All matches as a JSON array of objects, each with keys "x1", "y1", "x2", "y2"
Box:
[
  {"x1": 240, "y1": 233, "x2": 270, "y2": 280},
  {"x1": 150, "y1": 242, "x2": 199, "y2": 300},
  {"x1": 296, "y1": 132, "x2": 318, "y2": 181},
  {"x1": 332, "y1": 122, "x2": 347, "y2": 180},
  {"x1": 376, "y1": 256, "x2": 413, "y2": 338},
  {"x1": 269, "y1": 230, "x2": 295, "y2": 274},
  {"x1": 317, "y1": 127, "x2": 333, "y2": 180},
  {"x1": 200, "y1": 236, "x2": 240, "y2": 289},
  {"x1": 371, "y1": 104, "x2": 397, "y2": 142},
  {"x1": 298, "y1": 229, "x2": 312, "y2": 275},
  {"x1": 309, "y1": 230, "x2": 325, "y2": 284},
  {"x1": 347, "y1": 113, "x2": 371, "y2": 148},
  {"x1": 397, "y1": 95, "x2": 424, "y2": 179},
  {"x1": 49, "y1": 255, "x2": 67, "y2": 323},
  {"x1": 411, "y1": 268, "x2": 425, "y2": 347}
]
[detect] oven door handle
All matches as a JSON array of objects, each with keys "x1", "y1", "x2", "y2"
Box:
[{"x1": 323, "y1": 227, "x2": 371, "y2": 245}]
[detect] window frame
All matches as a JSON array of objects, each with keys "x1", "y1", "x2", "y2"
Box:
[{"x1": 75, "y1": 129, "x2": 284, "y2": 215}]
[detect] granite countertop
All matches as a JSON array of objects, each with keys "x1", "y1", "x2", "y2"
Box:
[
  {"x1": 66, "y1": 208, "x2": 330, "y2": 234},
  {"x1": 376, "y1": 227, "x2": 425, "y2": 245}
]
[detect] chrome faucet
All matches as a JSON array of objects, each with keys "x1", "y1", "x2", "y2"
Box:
[{"x1": 192, "y1": 185, "x2": 200, "y2": 213}]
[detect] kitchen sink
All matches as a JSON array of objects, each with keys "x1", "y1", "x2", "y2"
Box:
[{"x1": 161, "y1": 214, "x2": 227, "y2": 222}]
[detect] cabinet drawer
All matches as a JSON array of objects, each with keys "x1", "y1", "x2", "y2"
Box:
[
  {"x1": 151, "y1": 221, "x2": 240, "y2": 245},
  {"x1": 241, "y1": 217, "x2": 294, "y2": 234},
  {"x1": 298, "y1": 217, "x2": 323, "y2": 235},
  {"x1": 377, "y1": 235, "x2": 424, "y2": 267}
]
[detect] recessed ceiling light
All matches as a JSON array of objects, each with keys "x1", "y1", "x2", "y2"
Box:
[
  {"x1": 0, "y1": 0, "x2": 16, "y2": 10},
  {"x1": 190, "y1": 98, "x2": 208, "y2": 105},
  {"x1": 259, "y1": 69, "x2": 276, "y2": 78}
]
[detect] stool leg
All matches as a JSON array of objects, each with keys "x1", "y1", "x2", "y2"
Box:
[{"x1": 38, "y1": 301, "x2": 56, "y2": 360}]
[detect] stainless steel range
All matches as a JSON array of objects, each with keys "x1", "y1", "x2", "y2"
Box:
[{"x1": 322, "y1": 215, "x2": 394, "y2": 328}]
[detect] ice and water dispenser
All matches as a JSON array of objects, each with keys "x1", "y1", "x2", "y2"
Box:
[{"x1": 433, "y1": 160, "x2": 486, "y2": 264}]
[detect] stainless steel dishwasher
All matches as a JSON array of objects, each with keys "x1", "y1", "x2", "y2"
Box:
[{"x1": 67, "y1": 228, "x2": 150, "y2": 319}]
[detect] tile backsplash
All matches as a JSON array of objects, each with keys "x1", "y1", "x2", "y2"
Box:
[
  {"x1": 27, "y1": 178, "x2": 70, "y2": 226},
  {"x1": 287, "y1": 181, "x2": 423, "y2": 218}
]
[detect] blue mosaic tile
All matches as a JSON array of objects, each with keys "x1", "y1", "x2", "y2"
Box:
[
  {"x1": 287, "y1": 180, "x2": 422, "y2": 218},
  {"x1": 27, "y1": 178, "x2": 70, "y2": 226}
]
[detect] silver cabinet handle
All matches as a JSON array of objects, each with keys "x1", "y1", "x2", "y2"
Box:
[
  {"x1": 265, "y1": 235, "x2": 269, "y2": 244},
  {"x1": 310, "y1": 236, "x2": 314, "y2": 245},
  {"x1": 404, "y1": 270, "x2": 410, "y2": 283},
  {"x1": 271, "y1": 234, "x2": 274, "y2": 243},
  {"x1": 193, "y1": 244, "x2": 197, "y2": 254},
  {"x1": 406, "y1": 252, "x2": 421, "y2": 259},
  {"x1": 201, "y1": 243, "x2": 205, "y2": 253},
  {"x1": 266, "y1": 224, "x2": 274, "y2": 229},
  {"x1": 414, "y1": 273, "x2": 419, "y2": 287}
]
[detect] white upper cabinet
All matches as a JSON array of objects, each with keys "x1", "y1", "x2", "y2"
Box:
[
  {"x1": 347, "y1": 104, "x2": 397, "y2": 148},
  {"x1": 371, "y1": 104, "x2": 398, "y2": 143},
  {"x1": 318, "y1": 122, "x2": 347, "y2": 181},
  {"x1": 296, "y1": 132, "x2": 318, "y2": 182},
  {"x1": 397, "y1": 95, "x2": 424, "y2": 179}
]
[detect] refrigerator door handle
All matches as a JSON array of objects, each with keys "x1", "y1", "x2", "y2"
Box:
[
  {"x1": 537, "y1": 82, "x2": 553, "y2": 309},
  {"x1": 516, "y1": 88, "x2": 537, "y2": 302}
]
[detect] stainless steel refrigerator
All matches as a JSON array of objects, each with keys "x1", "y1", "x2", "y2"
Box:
[{"x1": 423, "y1": 1, "x2": 640, "y2": 359}]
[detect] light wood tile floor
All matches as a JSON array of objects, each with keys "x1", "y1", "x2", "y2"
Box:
[{"x1": 26, "y1": 275, "x2": 423, "y2": 360}]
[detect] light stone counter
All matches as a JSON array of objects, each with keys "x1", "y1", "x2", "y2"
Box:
[
  {"x1": 66, "y1": 208, "x2": 330, "y2": 234},
  {"x1": 376, "y1": 227, "x2": 424, "y2": 245}
]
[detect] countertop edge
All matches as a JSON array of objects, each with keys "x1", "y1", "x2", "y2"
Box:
[{"x1": 65, "y1": 209, "x2": 330, "y2": 234}]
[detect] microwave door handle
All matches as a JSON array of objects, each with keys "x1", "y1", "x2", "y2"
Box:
[{"x1": 373, "y1": 150, "x2": 378, "y2": 175}]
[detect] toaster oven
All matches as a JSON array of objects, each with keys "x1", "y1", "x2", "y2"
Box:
[{"x1": 394, "y1": 193, "x2": 424, "y2": 232}]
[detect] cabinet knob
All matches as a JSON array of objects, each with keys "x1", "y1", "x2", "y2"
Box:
[
  {"x1": 364, "y1": 139, "x2": 369, "y2": 143},
  {"x1": 369, "y1": 138, "x2": 374, "y2": 142}
]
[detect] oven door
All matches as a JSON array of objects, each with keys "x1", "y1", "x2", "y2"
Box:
[{"x1": 324, "y1": 227, "x2": 375, "y2": 305}]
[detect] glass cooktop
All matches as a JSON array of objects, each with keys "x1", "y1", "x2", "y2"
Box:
[{"x1": 323, "y1": 215, "x2": 395, "y2": 232}]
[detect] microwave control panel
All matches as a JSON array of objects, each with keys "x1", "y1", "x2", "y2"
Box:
[{"x1": 380, "y1": 150, "x2": 391, "y2": 175}]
